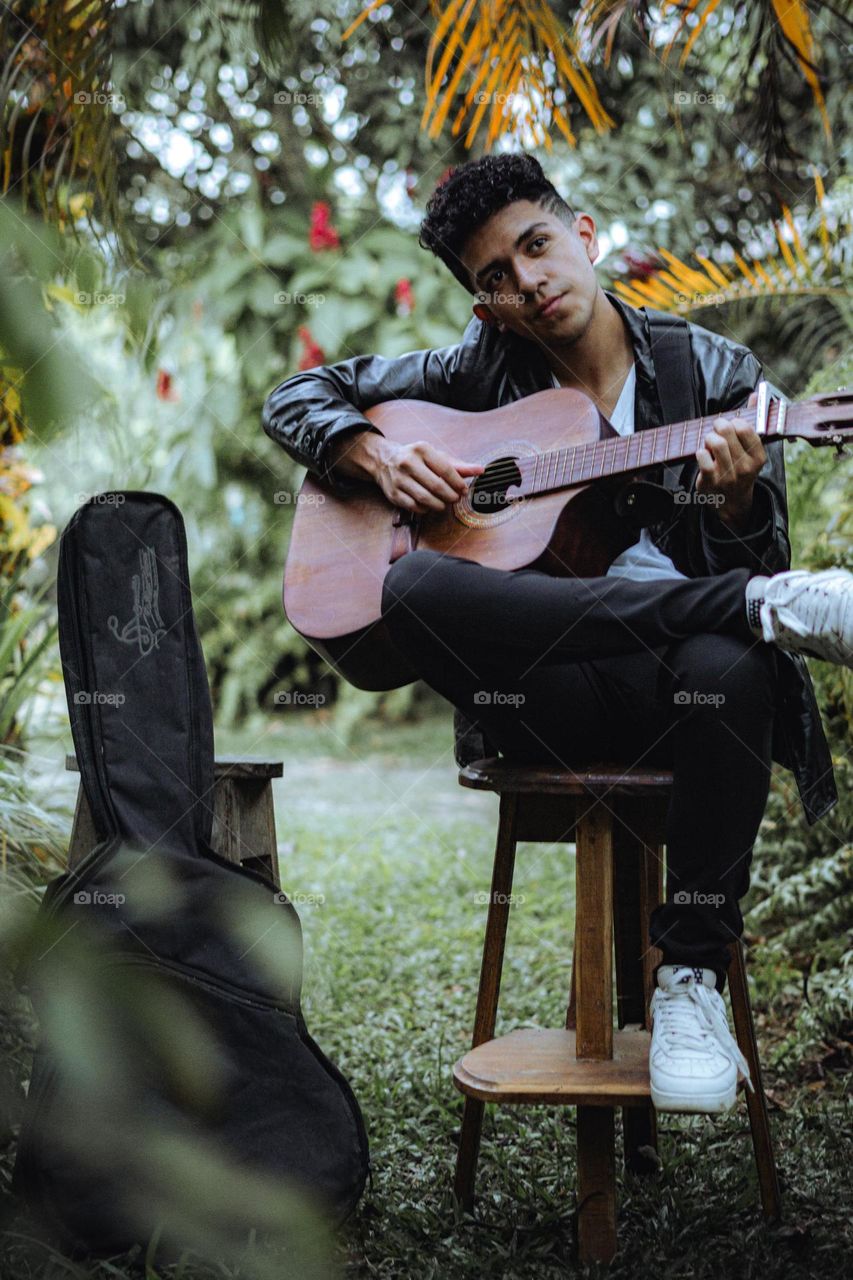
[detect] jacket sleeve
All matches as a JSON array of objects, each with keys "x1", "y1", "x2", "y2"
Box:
[
  {"x1": 261, "y1": 317, "x2": 487, "y2": 496},
  {"x1": 698, "y1": 348, "x2": 792, "y2": 577}
]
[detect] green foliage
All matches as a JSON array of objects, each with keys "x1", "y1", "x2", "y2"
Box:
[{"x1": 743, "y1": 348, "x2": 853, "y2": 1058}]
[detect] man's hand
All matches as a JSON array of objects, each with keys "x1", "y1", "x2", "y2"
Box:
[
  {"x1": 327, "y1": 429, "x2": 485, "y2": 514},
  {"x1": 695, "y1": 390, "x2": 765, "y2": 532}
]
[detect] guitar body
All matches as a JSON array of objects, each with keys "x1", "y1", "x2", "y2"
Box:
[{"x1": 283, "y1": 388, "x2": 637, "y2": 691}]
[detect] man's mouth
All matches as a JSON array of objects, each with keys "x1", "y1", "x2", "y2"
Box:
[{"x1": 536, "y1": 292, "x2": 565, "y2": 319}]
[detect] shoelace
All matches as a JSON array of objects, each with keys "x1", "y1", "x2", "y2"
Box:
[
  {"x1": 760, "y1": 570, "x2": 850, "y2": 660},
  {"x1": 651, "y1": 979, "x2": 755, "y2": 1093}
]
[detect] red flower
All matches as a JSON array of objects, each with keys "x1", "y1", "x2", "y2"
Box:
[
  {"x1": 155, "y1": 369, "x2": 180, "y2": 401},
  {"x1": 620, "y1": 248, "x2": 663, "y2": 280},
  {"x1": 394, "y1": 278, "x2": 415, "y2": 315},
  {"x1": 436, "y1": 165, "x2": 456, "y2": 189},
  {"x1": 308, "y1": 200, "x2": 340, "y2": 252},
  {"x1": 296, "y1": 325, "x2": 326, "y2": 370}
]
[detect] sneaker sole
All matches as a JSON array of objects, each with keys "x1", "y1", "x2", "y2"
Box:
[{"x1": 651, "y1": 1082, "x2": 736, "y2": 1114}]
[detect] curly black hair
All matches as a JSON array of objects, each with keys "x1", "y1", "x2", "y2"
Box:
[{"x1": 418, "y1": 153, "x2": 576, "y2": 294}]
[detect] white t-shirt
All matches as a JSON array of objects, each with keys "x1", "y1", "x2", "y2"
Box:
[{"x1": 550, "y1": 365, "x2": 687, "y2": 581}]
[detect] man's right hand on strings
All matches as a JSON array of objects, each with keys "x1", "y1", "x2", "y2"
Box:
[{"x1": 328, "y1": 430, "x2": 485, "y2": 515}]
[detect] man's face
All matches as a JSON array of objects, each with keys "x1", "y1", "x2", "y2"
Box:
[{"x1": 461, "y1": 199, "x2": 600, "y2": 345}]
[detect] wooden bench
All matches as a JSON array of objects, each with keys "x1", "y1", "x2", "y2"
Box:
[
  {"x1": 452, "y1": 757, "x2": 780, "y2": 1263},
  {"x1": 65, "y1": 754, "x2": 283, "y2": 887}
]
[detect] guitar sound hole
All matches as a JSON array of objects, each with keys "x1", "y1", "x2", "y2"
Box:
[{"x1": 470, "y1": 456, "x2": 523, "y2": 513}]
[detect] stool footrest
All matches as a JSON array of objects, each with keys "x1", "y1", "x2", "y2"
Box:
[{"x1": 454, "y1": 1027, "x2": 653, "y2": 1106}]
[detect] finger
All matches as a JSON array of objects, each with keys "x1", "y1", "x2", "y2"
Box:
[
  {"x1": 695, "y1": 447, "x2": 716, "y2": 479},
  {"x1": 405, "y1": 455, "x2": 464, "y2": 505},
  {"x1": 398, "y1": 476, "x2": 450, "y2": 513},
  {"x1": 729, "y1": 424, "x2": 766, "y2": 461},
  {"x1": 718, "y1": 423, "x2": 766, "y2": 477},
  {"x1": 702, "y1": 430, "x2": 734, "y2": 481},
  {"x1": 421, "y1": 446, "x2": 481, "y2": 498},
  {"x1": 713, "y1": 423, "x2": 747, "y2": 468}
]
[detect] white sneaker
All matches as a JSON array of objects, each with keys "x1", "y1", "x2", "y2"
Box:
[
  {"x1": 745, "y1": 567, "x2": 853, "y2": 667},
  {"x1": 649, "y1": 965, "x2": 755, "y2": 1114}
]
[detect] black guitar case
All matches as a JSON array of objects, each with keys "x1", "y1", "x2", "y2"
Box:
[{"x1": 12, "y1": 491, "x2": 370, "y2": 1255}]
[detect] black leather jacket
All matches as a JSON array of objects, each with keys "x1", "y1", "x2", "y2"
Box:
[{"x1": 262, "y1": 288, "x2": 837, "y2": 825}]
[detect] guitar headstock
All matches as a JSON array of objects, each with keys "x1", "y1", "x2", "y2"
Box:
[{"x1": 781, "y1": 386, "x2": 853, "y2": 452}]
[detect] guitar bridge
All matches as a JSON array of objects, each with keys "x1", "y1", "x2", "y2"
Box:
[{"x1": 389, "y1": 508, "x2": 420, "y2": 562}]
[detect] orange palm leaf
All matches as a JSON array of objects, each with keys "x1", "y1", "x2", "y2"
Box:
[
  {"x1": 658, "y1": 0, "x2": 832, "y2": 140},
  {"x1": 613, "y1": 176, "x2": 848, "y2": 314},
  {"x1": 343, "y1": 0, "x2": 615, "y2": 151}
]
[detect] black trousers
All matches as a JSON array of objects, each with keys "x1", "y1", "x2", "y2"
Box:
[{"x1": 380, "y1": 550, "x2": 777, "y2": 995}]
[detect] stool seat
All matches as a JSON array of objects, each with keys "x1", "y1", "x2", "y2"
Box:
[{"x1": 459, "y1": 756, "x2": 674, "y2": 796}]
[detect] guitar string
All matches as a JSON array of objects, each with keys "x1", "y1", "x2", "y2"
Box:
[{"x1": 465, "y1": 406, "x2": 762, "y2": 493}]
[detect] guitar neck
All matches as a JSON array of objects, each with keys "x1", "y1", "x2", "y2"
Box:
[{"x1": 517, "y1": 398, "x2": 793, "y2": 497}]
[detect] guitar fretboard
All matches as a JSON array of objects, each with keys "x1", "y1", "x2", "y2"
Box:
[{"x1": 514, "y1": 399, "x2": 788, "y2": 497}]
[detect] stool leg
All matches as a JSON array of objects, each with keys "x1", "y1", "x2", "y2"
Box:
[
  {"x1": 727, "y1": 940, "x2": 782, "y2": 1222},
  {"x1": 574, "y1": 803, "x2": 617, "y2": 1263},
  {"x1": 566, "y1": 920, "x2": 577, "y2": 1030},
  {"x1": 577, "y1": 1107, "x2": 617, "y2": 1264},
  {"x1": 638, "y1": 825, "x2": 665, "y2": 1032},
  {"x1": 613, "y1": 806, "x2": 659, "y2": 1175},
  {"x1": 454, "y1": 792, "x2": 519, "y2": 1213}
]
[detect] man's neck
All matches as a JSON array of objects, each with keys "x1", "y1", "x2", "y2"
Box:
[{"x1": 542, "y1": 288, "x2": 635, "y2": 417}]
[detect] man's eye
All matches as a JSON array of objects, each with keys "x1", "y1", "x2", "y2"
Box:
[{"x1": 530, "y1": 236, "x2": 547, "y2": 250}]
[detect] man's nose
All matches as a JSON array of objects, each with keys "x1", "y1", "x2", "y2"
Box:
[{"x1": 515, "y1": 263, "x2": 546, "y2": 294}]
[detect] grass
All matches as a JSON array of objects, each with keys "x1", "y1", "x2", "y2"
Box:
[{"x1": 1, "y1": 708, "x2": 851, "y2": 1278}]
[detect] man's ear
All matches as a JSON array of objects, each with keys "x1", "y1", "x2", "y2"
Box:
[{"x1": 473, "y1": 303, "x2": 505, "y2": 331}]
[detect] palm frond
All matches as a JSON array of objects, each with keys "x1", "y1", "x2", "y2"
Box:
[
  {"x1": 613, "y1": 173, "x2": 851, "y2": 317},
  {"x1": 0, "y1": 0, "x2": 129, "y2": 255},
  {"x1": 658, "y1": 0, "x2": 834, "y2": 141},
  {"x1": 573, "y1": 1, "x2": 654, "y2": 66},
  {"x1": 343, "y1": 0, "x2": 615, "y2": 151}
]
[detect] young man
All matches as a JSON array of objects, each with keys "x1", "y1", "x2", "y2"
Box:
[{"x1": 262, "y1": 153, "x2": 852, "y2": 1114}]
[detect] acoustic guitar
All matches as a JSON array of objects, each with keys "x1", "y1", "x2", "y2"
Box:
[{"x1": 281, "y1": 382, "x2": 852, "y2": 691}]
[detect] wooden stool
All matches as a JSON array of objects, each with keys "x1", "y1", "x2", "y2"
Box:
[
  {"x1": 65, "y1": 753, "x2": 283, "y2": 887},
  {"x1": 452, "y1": 757, "x2": 781, "y2": 1263}
]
